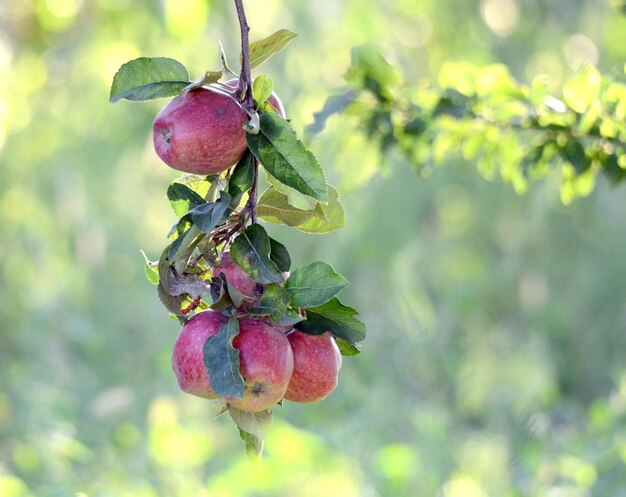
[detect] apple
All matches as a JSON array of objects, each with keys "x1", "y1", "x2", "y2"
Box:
[
  {"x1": 213, "y1": 251, "x2": 260, "y2": 301},
  {"x1": 153, "y1": 80, "x2": 286, "y2": 175},
  {"x1": 226, "y1": 317, "x2": 294, "y2": 412},
  {"x1": 171, "y1": 310, "x2": 227, "y2": 399},
  {"x1": 284, "y1": 331, "x2": 342, "y2": 403}
]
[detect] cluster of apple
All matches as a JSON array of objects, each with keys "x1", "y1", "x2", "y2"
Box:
[
  {"x1": 150, "y1": 82, "x2": 343, "y2": 412},
  {"x1": 172, "y1": 257, "x2": 342, "y2": 412}
]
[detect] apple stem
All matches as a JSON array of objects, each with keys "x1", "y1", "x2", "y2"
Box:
[{"x1": 234, "y1": 0, "x2": 259, "y2": 225}]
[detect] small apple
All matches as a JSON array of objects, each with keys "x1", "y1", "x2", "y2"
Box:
[
  {"x1": 213, "y1": 252, "x2": 260, "y2": 301},
  {"x1": 171, "y1": 310, "x2": 228, "y2": 399},
  {"x1": 284, "y1": 331, "x2": 342, "y2": 403},
  {"x1": 153, "y1": 80, "x2": 286, "y2": 175},
  {"x1": 226, "y1": 317, "x2": 294, "y2": 412}
]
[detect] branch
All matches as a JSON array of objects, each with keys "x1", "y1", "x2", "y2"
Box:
[{"x1": 234, "y1": 0, "x2": 259, "y2": 225}]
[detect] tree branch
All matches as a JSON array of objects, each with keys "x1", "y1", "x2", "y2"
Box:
[{"x1": 234, "y1": 0, "x2": 259, "y2": 225}]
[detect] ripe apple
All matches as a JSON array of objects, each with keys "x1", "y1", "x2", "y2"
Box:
[
  {"x1": 284, "y1": 331, "x2": 342, "y2": 403},
  {"x1": 226, "y1": 317, "x2": 294, "y2": 412},
  {"x1": 171, "y1": 310, "x2": 228, "y2": 399},
  {"x1": 153, "y1": 80, "x2": 286, "y2": 175},
  {"x1": 213, "y1": 251, "x2": 260, "y2": 301}
]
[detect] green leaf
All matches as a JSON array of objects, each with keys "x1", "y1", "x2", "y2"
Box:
[
  {"x1": 269, "y1": 237, "x2": 291, "y2": 273},
  {"x1": 248, "y1": 284, "x2": 302, "y2": 327},
  {"x1": 257, "y1": 187, "x2": 318, "y2": 226},
  {"x1": 293, "y1": 186, "x2": 346, "y2": 234},
  {"x1": 229, "y1": 407, "x2": 272, "y2": 457},
  {"x1": 203, "y1": 317, "x2": 244, "y2": 399},
  {"x1": 295, "y1": 297, "x2": 366, "y2": 344},
  {"x1": 167, "y1": 182, "x2": 206, "y2": 217},
  {"x1": 185, "y1": 70, "x2": 223, "y2": 90},
  {"x1": 563, "y1": 65, "x2": 601, "y2": 113},
  {"x1": 253, "y1": 76, "x2": 274, "y2": 106},
  {"x1": 189, "y1": 192, "x2": 231, "y2": 235},
  {"x1": 110, "y1": 57, "x2": 190, "y2": 103},
  {"x1": 247, "y1": 111, "x2": 327, "y2": 202},
  {"x1": 257, "y1": 185, "x2": 346, "y2": 234},
  {"x1": 228, "y1": 151, "x2": 255, "y2": 204},
  {"x1": 266, "y1": 174, "x2": 317, "y2": 210},
  {"x1": 230, "y1": 224, "x2": 285, "y2": 284},
  {"x1": 335, "y1": 337, "x2": 360, "y2": 356},
  {"x1": 168, "y1": 226, "x2": 205, "y2": 271},
  {"x1": 249, "y1": 29, "x2": 297, "y2": 69},
  {"x1": 285, "y1": 261, "x2": 350, "y2": 308},
  {"x1": 144, "y1": 263, "x2": 160, "y2": 285}
]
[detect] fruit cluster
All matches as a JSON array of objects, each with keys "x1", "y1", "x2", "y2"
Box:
[{"x1": 110, "y1": 24, "x2": 366, "y2": 450}]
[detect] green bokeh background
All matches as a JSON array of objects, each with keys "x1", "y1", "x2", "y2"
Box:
[{"x1": 2, "y1": 0, "x2": 626, "y2": 495}]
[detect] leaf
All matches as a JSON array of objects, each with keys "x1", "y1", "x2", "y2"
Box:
[
  {"x1": 185, "y1": 70, "x2": 223, "y2": 91},
  {"x1": 228, "y1": 151, "x2": 255, "y2": 204},
  {"x1": 247, "y1": 111, "x2": 327, "y2": 202},
  {"x1": 253, "y1": 76, "x2": 274, "y2": 105},
  {"x1": 110, "y1": 57, "x2": 190, "y2": 103},
  {"x1": 144, "y1": 263, "x2": 160, "y2": 285},
  {"x1": 230, "y1": 224, "x2": 285, "y2": 284},
  {"x1": 285, "y1": 261, "x2": 350, "y2": 308},
  {"x1": 257, "y1": 187, "x2": 318, "y2": 227},
  {"x1": 269, "y1": 237, "x2": 291, "y2": 273},
  {"x1": 229, "y1": 407, "x2": 272, "y2": 457},
  {"x1": 203, "y1": 317, "x2": 244, "y2": 399},
  {"x1": 563, "y1": 65, "x2": 601, "y2": 113},
  {"x1": 168, "y1": 226, "x2": 205, "y2": 272},
  {"x1": 157, "y1": 283, "x2": 186, "y2": 317},
  {"x1": 295, "y1": 297, "x2": 366, "y2": 343},
  {"x1": 217, "y1": 273, "x2": 246, "y2": 309},
  {"x1": 159, "y1": 246, "x2": 211, "y2": 298},
  {"x1": 248, "y1": 284, "x2": 303, "y2": 327},
  {"x1": 167, "y1": 182, "x2": 206, "y2": 217},
  {"x1": 335, "y1": 337, "x2": 361, "y2": 356},
  {"x1": 306, "y1": 90, "x2": 359, "y2": 137},
  {"x1": 238, "y1": 429, "x2": 262, "y2": 458},
  {"x1": 258, "y1": 185, "x2": 346, "y2": 234},
  {"x1": 296, "y1": 186, "x2": 346, "y2": 234},
  {"x1": 189, "y1": 192, "x2": 231, "y2": 235},
  {"x1": 228, "y1": 406, "x2": 272, "y2": 440},
  {"x1": 266, "y1": 174, "x2": 317, "y2": 210},
  {"x1": 248, "y1": 29, "x2": 297, "y2": 69}
]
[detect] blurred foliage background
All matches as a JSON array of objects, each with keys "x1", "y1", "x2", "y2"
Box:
[{"x1": 2, "y1": 0, "x2": 626, "y2": 496}]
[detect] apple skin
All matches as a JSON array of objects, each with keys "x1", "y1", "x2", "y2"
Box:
[
  {"x1": 213, "y1": 252, "x2": 260, "y2": 301},
  {"x1": 153, "y1": 80, "x2": 286, "y2": 175},
  {"x1": 226, "y1": 317, "x2": 294, "y2": 412},
  {"x1": 171, "y1": 310, "x2": 228, "y2": 399},
  {"x1": 284, "y1": 331, "x2": 342, "y2": 403}
]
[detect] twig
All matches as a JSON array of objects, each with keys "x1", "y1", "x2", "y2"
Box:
[{"x1": 234, "y1": 0, "x2": 259, "y2": 225}]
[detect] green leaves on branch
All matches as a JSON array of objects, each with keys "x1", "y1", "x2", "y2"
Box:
[
  {"x1": 253, "y1": 76, "x2": 274, "y2": 106},
  {"x1": 110, "y1": 57, "x2": 190, "y2": 103},
  {"x1": 248, "y1": 111, "x2": 328, "y2": 202},
  {"x1": 248, "y1": 29, "x2": 297, "y2": 69},
  {"x1": 203, "y1": 317, "x2": 244, "y2": 399},
  {"x1": 314, "y1": 46, "x2": 626, "y2": 203}
]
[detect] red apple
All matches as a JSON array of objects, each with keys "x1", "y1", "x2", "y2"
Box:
[
  {"x1": 284, "y1": 331, "x2": 342, "y2": 403},
  {"x1": 226, "y1": 317, "x2": 294, "y2": 412},
  {"x1": 171, "y1": 310, "x2": 228, "y2": 399},
  {"x1": 213, "y1": 252, "x2": 259, "y2": 301},
  {"x1": 153, "y1": 80, "x2": 286, "y2": 175}
]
